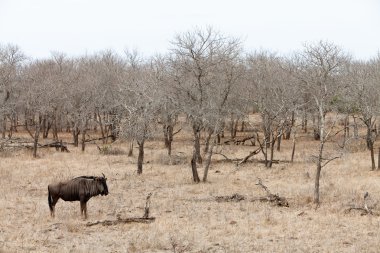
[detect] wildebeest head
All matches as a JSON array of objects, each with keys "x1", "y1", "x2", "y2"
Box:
[{"x1": 97, "y1": 173, "x2": 108, "y2": 196}]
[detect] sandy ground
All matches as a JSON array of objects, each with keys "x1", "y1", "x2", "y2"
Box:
[{"x1": 1, "y1": 136, "x2": 380, "y2": 252}]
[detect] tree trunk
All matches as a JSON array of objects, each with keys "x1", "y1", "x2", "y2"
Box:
[
  {"x1": 370, "y1": 142, "x2": 375, "y2": 170},
  {"x1": 314, "y1": 158, "x2": 322, "y2": 204},
  {"x1": 81, "y1": 118, "x2": 88, "y2": 152},
  {"x1": 33, "y1": 115, "x2": 41, "y2": 158},
  {"x1": 230, "y1": 117, "x2": 235, "y2": 138},
  {"x1": 264, "y1": 137, "x2": 268, "y2": 167},
  {"x1": 352, "y1": 117, "x2": 358, "y2": 138},
  {"x1": 137, "y1": 140, "x2": 144, "y2": 174},
  {"x1": 163, "y1": 125, "x2": 169, "y2": 148},
  {"x1": 302, "y1": 110, "x2": 307, "y2": 133},
  {"x1": 203, "y1": 135, "x2": 216, "y2": 182},
  {"x1": 163, "y1": 123, "x2": 173, "y2": 156},
  {"x1": 8, "y1": 115, "x2": 13, "y2": 138},
  {"x1": 52, "y1": 113, "x2": 58, "y2": 141},
  {"x1": 366, "y1": 119, "x2": 372, "y2": 150},
  {"x1": 2, "y1": 116, "x2": 6, "y2": 139},
  {"x1": 240, "y1": 121, "x2": 245, "y2": 132},
  {"x1": 284, "y1": 112, "x2": 294, "y2": 140},
  {"x1": 110, "y1": 113, "x2": 118, "y2": 142},
  {"x1": 314, "y1": 137, "x2": 325, "y2": 204},
  {"x1": 96, "y1": 111, "x2": 106, "y2": 144},
  {"x1": 364, "y1": 118, "x2": 376, "y2": 170},
  {"x1": 276, "y1": 129, "x2": 282, "y2": 152},
  {"x1": 314, "y1": 108, "x2": 325, "y2": 205},
  {"x1": 291, "y1": 136, "x2": 296, "y2": 163},
  {"x1": 191, "y1": 123, "x2": 202, "y2": 182},
  {"x1": 313, "y1": 114, "x2": 321, "y2": 140},
  {"x1": 284, "y1": 124, "x2": 291, "y2": 140},
  {"x1": 41, "y1": 116, "x2": 46, "y2": 139},
  {"x1": 81, "y1": 129, "x2": 86, "y2": 152},
  {"x1": 193, "y1": 125, "x2": 202, "y2": 164},
  {"x1": 191, "y1": 148, "x2": 200, "y2": 183},
  {"x1": 128, "y1": 140, "x2": 134, "y2": 157},
  {"x1": 233, "y1": 120, "x2": 238, "y2": 138},
  {"x1": 268, "y1": 132, "x2": 276, "y2": 168},
  {"x1": 204, "y1": 130, "x2": 212, "y2": 154},
  {"x1": 105, "y1": 113, "x2": 110, "y2": 144},
  {"x1": 12, "y1": 114, "x2": 18, "y2": 133},
  {"x1": 344, "y1": 116, "x2": 349, "y2": 138},
  {"x1": 73, "y1": 126, "x2": 80, "y2": 147}
]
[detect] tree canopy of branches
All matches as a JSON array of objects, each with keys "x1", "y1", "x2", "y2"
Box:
[
  {"x1": 1, "y1": 30, "x2": 379, "y2": 204},
  {"x1": 169, "y1": 27, "x2": 243, "y2": 182}
]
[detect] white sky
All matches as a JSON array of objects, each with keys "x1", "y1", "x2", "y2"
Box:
[{"x1": 0, "y1": 0, "x2": 379, "y2": 60}]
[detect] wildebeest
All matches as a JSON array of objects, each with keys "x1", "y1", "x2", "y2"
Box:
[{"x1": 48, "y1": 174, "x2": 108, "y2": 219}]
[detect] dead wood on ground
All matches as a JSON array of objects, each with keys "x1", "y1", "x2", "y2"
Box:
[
  {"x1": 86, "y1": 193, "x2": 155, "y2": 226},
  {"x1": 212, "y1": 179, "x2": 289, "y2": 207},
  {"x1": 215, "y1": 193, "x2": 245, "y2": 202},
  {"x1": 214, "y1": 147, "x2": 262, "y2": 165},
  {"x1": 0, "y1": 138, "x2": 69, "y2": 152},
  {"x1": 345, "y1": 192, "x2": 378, "y2": 216},
  {"x1": 224, "y1": 135, "x2": 256, "y2": 145},
  {"x1": 251, "y1": 178, "x2": 289, "y2": 207},
  {"x1": 86, "y1": 217, "x2": 156, "y2": 226}
]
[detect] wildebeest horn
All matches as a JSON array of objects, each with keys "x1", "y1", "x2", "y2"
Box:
[{"x1": 102, "y1": 173, "x2": 106, "y2": 178}]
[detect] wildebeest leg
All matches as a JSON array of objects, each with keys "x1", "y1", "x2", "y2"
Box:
[
  {"x1": 84, "y1": 202, "x2": 88, "y2": 219},
  {"x1": 80, "y1": 201, "x2": 88, "y2": 219},
  {"x1": 50, "y1": 197, "x2": 59, "y2": 217}
]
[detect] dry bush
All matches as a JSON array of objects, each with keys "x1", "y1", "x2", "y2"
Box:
[
  {"x1": 344, "y1": 138, "x2": 368, "y2": 153},
  {"x1": 97, "y1": 145, "x2": 126, "y2": 156},
  {"x1": 155, "y1": 151, "x2": 188, "y2": 165},
  {"x1": 0, "y1": 149, "x2": 14, "y2": 158}
]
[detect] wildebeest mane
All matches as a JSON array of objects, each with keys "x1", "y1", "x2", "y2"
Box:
[{"x1": 74, "y1": 176, "x2": 97, "y2": 180}]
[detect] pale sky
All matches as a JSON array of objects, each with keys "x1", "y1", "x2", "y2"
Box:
[{"x1": 0, "y1": 0, "x2": 379, "y2": 60}]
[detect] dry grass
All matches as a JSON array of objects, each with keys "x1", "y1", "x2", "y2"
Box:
[{"x1": 1, "y1": 133, "x2": 380, "y2": 253}]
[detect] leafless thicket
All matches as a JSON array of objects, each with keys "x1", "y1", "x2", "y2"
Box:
[{"x1": 1, "y1": 29, "x2": 380, "y2": 204}]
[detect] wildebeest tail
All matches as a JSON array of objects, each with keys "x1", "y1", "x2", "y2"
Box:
[{"x1": 48, "y1": 187, "x2": 53, "y2": 212}]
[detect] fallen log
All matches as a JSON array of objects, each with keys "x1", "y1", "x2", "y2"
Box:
[
  {"x1": 238, "y1": 147, "x2": 261, "y2": 165},
  {"x1": 212, "y1": 188, "x2": 289, "y2": 207},
  {"x1": 214, "y1": 147, "x2": 261, "y2": 165},
  {"x1": 85, "y1": 135, "x2": 115, "y2": 143},
  {"x1": 0, "y1": 139, "x2": 69, "y2": 152},
  {"x1": 39, "y1": 140, "x2": 69, "y2": 152},
  {"x1": 86, "y1": 217, "x2": 155, "y2": 226},
  {"x1": 224, "y1": 135, "x2": 256, "y2": 145},
  {"x1": 258, "y1": 159, "x2": 279, "y2": 164},
  {"x1": 215, "y1": 193, "x2": 245, "y2": 202},
  {"x1": 251, "y1": 195, "x2": 289, "y2": 207},
  {"x1": 253, "y1": 178, "x2": 289, "y2": 207}
]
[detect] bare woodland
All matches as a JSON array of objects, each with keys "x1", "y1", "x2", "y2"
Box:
[{"x1": 1, "y1": 27, "x2": 380, "y2": 252}]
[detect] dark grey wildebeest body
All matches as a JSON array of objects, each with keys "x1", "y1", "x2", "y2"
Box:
[{"x1": 48, "y1": 175, "x2": 108, "y2": 219}]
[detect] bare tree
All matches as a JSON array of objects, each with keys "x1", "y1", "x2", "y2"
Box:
[
  {"x1": 90, "y1": 50, "x2": 125, "y2": 144},
  {"x1": 120, "y1": 51, "x2": 159, "y2": 174},
  {"x1": 291, "y1": 41, "x2": 350, "y2": 204},
  {"x1": 0, "y1": 44, "x2": 25, "y2": 138},
  {"x1": 349, "y1": 58, "x2": 380, "y2": 170},
  {"x1": 22, "y1": 59, "x2": 62, "y2": 157},
  {"x1": 151, "y1": 55, "x2": 181, "y2": 156},
  {"x1": 246, "y1": 52, "x2": 298, "y2": 167},
  {"x1": 169, "y1": 27, "x2": 242, "y2": 182}
]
